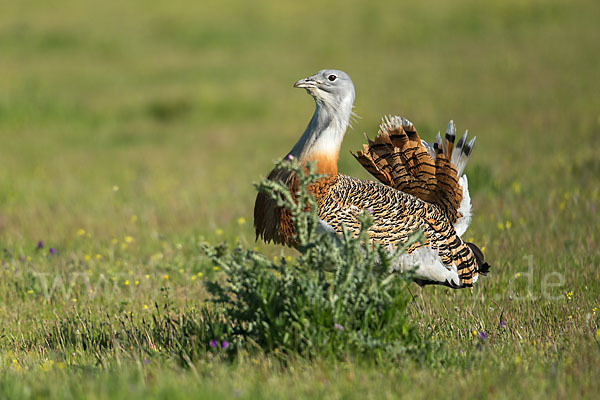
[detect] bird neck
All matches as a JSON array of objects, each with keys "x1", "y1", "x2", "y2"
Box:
[{"x1": 289, "y1": 98, "x2": 353, "y2": 176}]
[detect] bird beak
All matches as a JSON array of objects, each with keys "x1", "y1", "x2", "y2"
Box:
[{"x1": 293, "y1": 76, "x2": 319, "y2": 89}]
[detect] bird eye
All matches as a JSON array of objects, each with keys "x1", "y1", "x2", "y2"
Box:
[{"x1": 328, "y1": 74, "x2": 337, "y2": 82}]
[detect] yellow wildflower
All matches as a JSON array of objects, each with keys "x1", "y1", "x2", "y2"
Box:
[
  {"x1": 77, "y1": 229, "x2": 86, "y2": 236},
  {"x1": 566, "y1": 291, "x2": 573, "y2": 300},
  {"x1": 512, "y1": 181, "x2": 521, "y2": 194},
  {"x1": 213, "y1": 266, "x2": 220, "y2": 271},
  {"x1": 143, "y1": 304, "x2": 149, "y2": 310},
  {"x1": 125, "y1": 280, "x2": 130, "y2": 286},
  {"x1": 237, "y1": 217, "x2": 246, "y2": 225},
  {"x1": 497, "y1": 223, "x2": 504, "y2": 231},
  {"x1": 124, "y1": 236, "x2": 134, "y2": 244},
  {"x1": 163, "y1": 274, "x2": 169, "y2": 280},
  {"x1": 505, "y1": 221, "x2": 512, "y2": 230},
  {"x1": 215, "y1": 228, "x2": 224, "y2": 236},
  {"x1": 84, "y1": 255, "x2": 91, "y2": 262},
  {"x1": 130, "y1": 215, "x2": 138, "y2": 223}
]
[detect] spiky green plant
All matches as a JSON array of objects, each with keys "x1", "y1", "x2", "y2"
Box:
[{"x1": 201, "y1": 160, "x2": 424, "y2": 361}]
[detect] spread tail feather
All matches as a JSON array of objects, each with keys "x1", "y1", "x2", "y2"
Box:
[{"x1": 353, "y1": 116, "x2": 475, "y2": 224}]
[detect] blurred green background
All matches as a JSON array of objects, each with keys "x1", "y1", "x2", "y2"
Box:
[
  {"x1": 1, "y1": 0, "x2": 600, "y2": 397},
  {"x1": 2, "y1": 0, "x2": 598, "y2": 247}
]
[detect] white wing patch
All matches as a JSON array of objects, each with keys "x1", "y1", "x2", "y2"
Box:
[
  {"x1": 454, "y1": 175, "x2": 472, "y2": 237},
  {"x1": 390, "y1": 246, "x2": 461, "y2": 287},
  {"x1": 317, "y1": 219, "x2": 337, "y2": 237}
]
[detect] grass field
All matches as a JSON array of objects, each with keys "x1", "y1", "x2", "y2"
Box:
[{"x1": 1, "y1": 0, "x2": 600, "y2": 398}]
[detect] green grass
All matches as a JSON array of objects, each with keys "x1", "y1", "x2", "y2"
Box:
[{"x1": 1, "y1": 0, "x2": 600, "y2": 398}]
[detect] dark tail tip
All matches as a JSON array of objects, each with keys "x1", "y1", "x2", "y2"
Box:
[
  {"x1": 466, "y1": 242, "x2": 491, "y2": 275},
  {"x1": 478, "y1": 261, "x2": 491, "y2": 275},
  {"x1": 463, "y1": 143, "x2": 473, "y2": 157}
]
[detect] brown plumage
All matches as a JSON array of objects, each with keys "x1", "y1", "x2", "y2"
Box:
[
  {"x1": 254, "y1": 167, "x2": 338, "y2": 246},
  {"x1": 254, "y1": 166, "x2": 298, "y2": 245},
  {"x1": 317, "y1": 175, "x2": 478, "y2": 286},
  {"x1": 254, "y1": 69, "x2": 490, "y2": 288},
  {"x1": 353, "y1": 116, "x2": 463, "y2": 223}
]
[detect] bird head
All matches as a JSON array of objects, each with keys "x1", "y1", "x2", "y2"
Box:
[{"x1": 293, "y1": 69, "x2": 355, "y2": 110}]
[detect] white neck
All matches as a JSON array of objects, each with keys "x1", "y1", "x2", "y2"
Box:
[{"x1": 289, "y1": 95, "x2": 354, "y2": 173}]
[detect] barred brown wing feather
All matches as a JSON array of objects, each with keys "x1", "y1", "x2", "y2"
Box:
[
  {"x1": 318, "y1": 175, "x2": 478, "y2": 287},
  {"x1": 353, "y1": 116, "x2": 465, "y2": 223}
]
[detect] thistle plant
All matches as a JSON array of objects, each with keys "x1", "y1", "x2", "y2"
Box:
[{"x1": 201, "y1": 159, "x2": 423, "y2": 361}]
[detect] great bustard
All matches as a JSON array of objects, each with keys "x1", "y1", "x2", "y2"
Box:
[{"x1": 254, "y1": 69, "x2": 490, "y2": 288}]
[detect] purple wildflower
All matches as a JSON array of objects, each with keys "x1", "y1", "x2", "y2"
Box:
[
  {"x1": 500, "y1": 320, "x2": 505, "y2": 328},
  {"x1": 209, "y1": 339, "x2": 218, "y2": 348},
  {"x1": 144, "y1": 358, "x2": 150, "y2": 365},
  {"x1": 49, "y1": 248, "x2": 56, "y2": 254},
  {"x1": 287, "y1": 154, "x2": 294, "y2": 160},
  {"x1": 37, "y1": 241, "x2": 44, "y2": 249},
  {"x1": 221, "y1": 340, "x2": 229, "y2": 349},
  {"x1": 479, "y1": 331, "x2": 487, "y2": 340},
  {"x1": 367, "y1": 207, "x2": 374, "y2": 215},
  {"x1": 334, "y1": 323, "x2": 345, "y2": 331}
]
